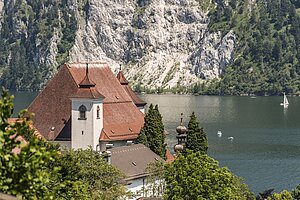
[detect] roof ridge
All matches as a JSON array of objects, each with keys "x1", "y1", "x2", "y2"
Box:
[
  {"x1": 66, "y1": 61, "x2": 107, "y2": 65},
  {"x1": 111, "y1": 145, "x2": 146, "y2": 154},
  {"x1": 65, "y1": 64, "x2": 83, "y2": 88},
  {"x1": 103, "y1": 100, "x2": 133, "y2": 104},
  {"x1": 117, "y1": 71, "x2": 129, "y2": 85}
]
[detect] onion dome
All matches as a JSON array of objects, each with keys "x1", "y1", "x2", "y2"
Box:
[
  {"x1": 176, "y1": 125, "x2": 187, "y2": 135},
  {"x1": 174, "y1": 144, "x2": 184, "y2": 152},
  {"x1": 176, "y1": 113, "x2": 187, "y2": 135},
  {"x1": 175, "y1": 113, "x2": 187, "y2": 150}
]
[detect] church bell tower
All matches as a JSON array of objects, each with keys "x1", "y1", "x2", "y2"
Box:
[{"x1": 70, "y1": 63, "x2": 105, "y2": 150}]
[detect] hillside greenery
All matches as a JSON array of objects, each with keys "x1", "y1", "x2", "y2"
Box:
[
  {"x1": 0, "y1": 0, "x2": 299, "y2": 95},
  {"x1": 0, "y1": 0, "x2": 84, "y2": 91},
  {"x1": 202, "y1": 0, "x2": 300, "y2": 96},
  {"x1": 135, "y1": 0, "x2": 300, "y2": 96}
]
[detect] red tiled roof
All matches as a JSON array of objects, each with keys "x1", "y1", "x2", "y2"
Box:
[
  {"x1": 68, "y1": 63, "x2": 133, "y2": 103},
  {"x1": 78, "y1": 64, "x2": 96, "y2": 87},
  {"x1": 165, "y1": 149, "x2": 175, "y2": 163},
  {"x1": 70, "y1": 87, "x2": 105, "y2": 99},
  {"x1": 117, "y1": 71, "x2": 129, "y2": 85},
  {"x1": 117, "y1": 71, "x2": 146, "y2": 107},
  {"x1": 28, "y1": 62, "x2": 144, "y2": 142},
  {"x1": 123, "y1": 85, "x2": 147, "y2": 107},
  {"x1": 28, "y1": 65, "x2": 78, "y2": 140},
  {"x1": 8, "y1": 118, "x2": 43, "y2": 138}
]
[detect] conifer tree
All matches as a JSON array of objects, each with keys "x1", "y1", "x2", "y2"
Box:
[
  {"x1": 186, "y1": 112, "x2": 208, "y2": 154},
  {"x1": 136, "y1": 104, "x2": 166, "y2": 159},
  {"x1": 136, "y1": 129, "x2": 148, "y2": 146}
]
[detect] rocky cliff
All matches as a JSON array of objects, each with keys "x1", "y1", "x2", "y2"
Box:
[
  {"x1": 0, "y1": 0, "x2": 236, "y2": 91},
  {"x1": 69, "y1": 0, "x2": 236, "y2": 90}
]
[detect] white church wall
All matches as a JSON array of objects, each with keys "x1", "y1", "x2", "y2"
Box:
[
  {"x1": 50, "y1": 141, "x2": 71, "y2": 151},
  {"x1": 71, "y1": 98, "x2": 103, "y2": 150}
]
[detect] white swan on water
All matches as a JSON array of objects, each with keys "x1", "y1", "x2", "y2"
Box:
[{"x1": 228, "y1": 137, "x2": 234, "y2": 141}]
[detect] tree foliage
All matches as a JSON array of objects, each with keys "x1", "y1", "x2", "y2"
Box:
[
  {"x1": 56, "y1": 148, "x2": 127, "y2": 200},
  {"x1": 0, "y1": 89, "x2": 128, "y2": 199},
  {"x1": 164, "y1": 151, "x2": 255, "y2": 200},
  {"x1": 256, "y1": 189, "x2": 275, "y2": 200},
  {"x1": 0, "y1": 89, "x2": 61, "y2": 199},
  {"x1": 267, "y1": 190, "x2": 293, "y2": 200},
  {"x1": 0, "y1": 0, "x2": 83, "y2": 91},
  {"x1": 292, "y1": 184, "x2": 300, "y2": 199},
  {"x1": 194, "y1": 0, "x2": 300, "y2": 96},
  {"x1": 186, "y1": 112, "x2": 208, "y2": 154},
  {"x1": 137, "y1": 104, "x2": 166, "y2": 159}
]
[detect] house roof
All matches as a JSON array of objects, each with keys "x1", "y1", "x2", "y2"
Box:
[
  {"x1": 117, "y1": 71, "x2": 147, "y2": 107},
  {"x1": 116, "y1": 70, "x2": 129, "y2": 85},
  {"x1": 70, "y1": 87, "x2": 105, "y2": 99},
  {"x1": 8, "y1": 118, "x2": 43, "y2": 138},
  {"x1": 78, "y1": 64, "x2": 96, "y2": 88},
  {"x1": 165, "y1": 149, "x2": 175, "y2": 163},
  {"x1": 110, "y1": 144, "x2": 164, "y2": 180},
  {"x1": 28, "y1": 62, "x2": 144, "y2": 141}
]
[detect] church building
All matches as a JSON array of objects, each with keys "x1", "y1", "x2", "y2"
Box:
[{"x1": 27, "y1": 62, "x2": 146, "y2": 151}]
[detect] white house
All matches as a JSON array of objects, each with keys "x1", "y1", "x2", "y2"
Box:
[{"x1": 109, "y1": 144, "x2": 165, "y2": 199}]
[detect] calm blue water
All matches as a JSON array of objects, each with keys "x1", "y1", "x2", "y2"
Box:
[
  {"x1": 10, "y1": 92, "x2": 300, "y2": 194},
  {"x1": 140, "y1": 94, "x2": 300, "y2": 194}
]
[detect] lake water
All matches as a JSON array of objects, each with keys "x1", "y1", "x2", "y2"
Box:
[{"x1": 9, "y1": 92, "x2": 300, "y2": 194}]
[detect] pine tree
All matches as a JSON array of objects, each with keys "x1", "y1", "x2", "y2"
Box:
[
  {"x1": 186, "y1": 112, "x2": 208, "y2": 154},
  {"x1": 152, "y1": 105, "x2": 166, "y2": 159},
  {"x1": 136, "y1": 104, "x2": 166, "y2": 159},
  {"x1": 136, "y1": 129, "x2": 148, "y2": 146}
]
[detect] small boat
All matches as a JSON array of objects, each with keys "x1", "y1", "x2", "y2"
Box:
[
  {"x1": 228, "y1": 136, "x2": 234, "y2": 141},
  {"x1": 217, "y1": 131, "x2": 222, "y2": 137},
  {"x1": 280, "y1": 92, "x2": 289, "y2": 108}
]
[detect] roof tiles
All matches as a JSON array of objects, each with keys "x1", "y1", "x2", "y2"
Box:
[
  {"x1": 110, "y1": 144, "x2": 164, "y2": 180},
  {"x1": 117, "y1": 71, "x2": 146, "y2": 107},
  {"x1": 28, "y1": 62, "x2": 144, "y2": 141}
]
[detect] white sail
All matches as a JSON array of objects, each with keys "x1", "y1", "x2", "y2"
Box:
[
  {"x1": 284, "y1": 94, "x2": 289, "y2": 105},
  {"x1": 280, "y1": 92, "x2": 289, "y2": 107}
]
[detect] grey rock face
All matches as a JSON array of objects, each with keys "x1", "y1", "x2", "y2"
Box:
[
  {"x1": 189, "y1": 30, "x2": 236, "y2": 80},
  {"x1": 0, "y1": 0, "x2": 4, "y2": 29},
  {"x1": 69, "y1": 0, "x2": 236, "y2": 89},
  {"x1": 0, "y1": 0, "x2": 236, "y2": 90}
]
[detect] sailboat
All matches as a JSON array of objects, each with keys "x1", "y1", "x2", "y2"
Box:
[{"x1": 280, "y1": 92, "x2": 289, "y2": 107}]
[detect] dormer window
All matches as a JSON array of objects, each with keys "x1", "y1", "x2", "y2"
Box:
[
  {"x1": 79, "y1": 105, "x2": 87, "y2": 120},
  {"x1": 97, "y1": 106, "x2": 100, "y2": 119}
]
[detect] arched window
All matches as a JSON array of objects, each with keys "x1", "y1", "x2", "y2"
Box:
[
  {"x1": 97, "y1": 106, "x2": 100, "y2": 119},
  {"x1": 79, "y1": 105, "x2": 87, "y2": 120}
]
